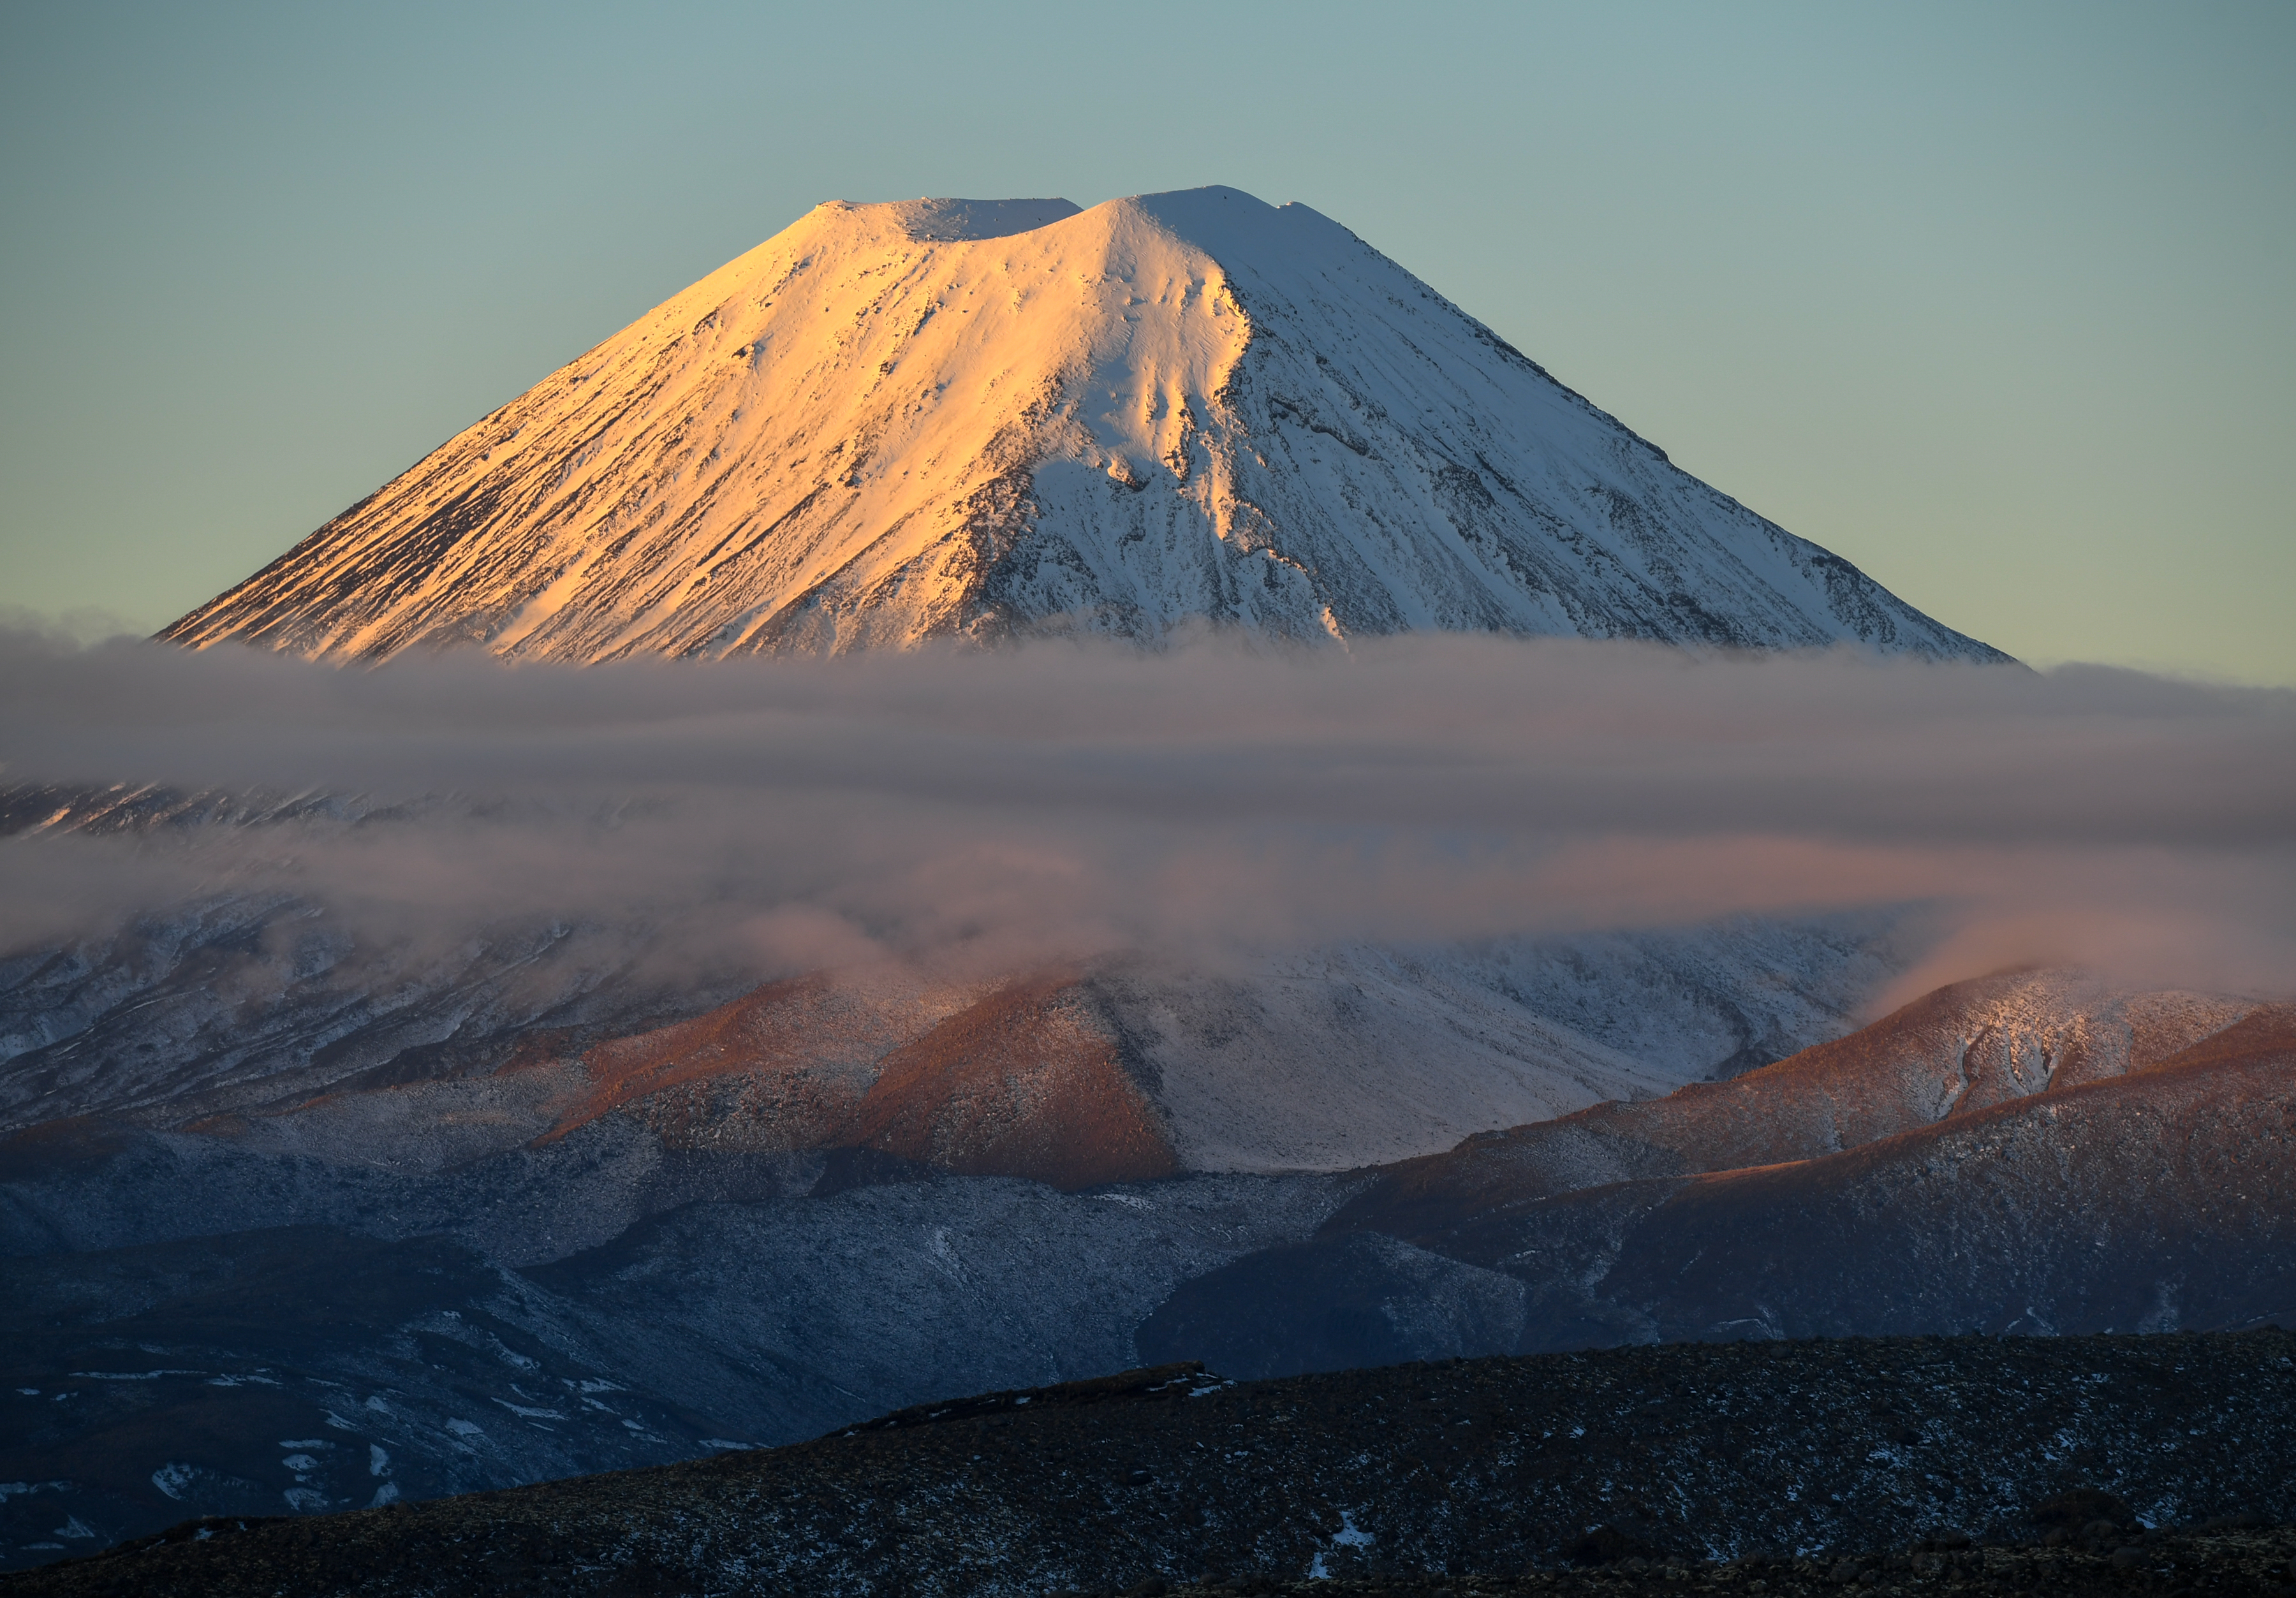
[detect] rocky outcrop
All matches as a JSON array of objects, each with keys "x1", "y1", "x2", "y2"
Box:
[{"x1": 9, "y1": 1335, "x2": 2294, "y2": 1595}]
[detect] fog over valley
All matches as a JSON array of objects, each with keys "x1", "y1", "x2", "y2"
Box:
[{"x1": 5, "y1": 627, "x2": 2291, "y2": 1000}]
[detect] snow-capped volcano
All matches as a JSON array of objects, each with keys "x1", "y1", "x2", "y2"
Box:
[{"x1": 163, "y1": 187, "x2": 2004, "y2": 661}]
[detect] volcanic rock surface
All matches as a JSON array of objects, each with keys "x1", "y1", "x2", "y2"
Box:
[
  {"x1": 159, "y1": 188, "x2": 2004, "y2": 663},
  {"x1": 5, "y1": 1335, "x2": 2293, "y2": 1597}
]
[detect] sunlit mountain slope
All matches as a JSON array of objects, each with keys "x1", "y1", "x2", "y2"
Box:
[{"x1": 163, "y1": 188, "x2": 2005, "y2": 661}]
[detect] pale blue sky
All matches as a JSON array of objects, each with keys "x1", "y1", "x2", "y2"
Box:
[{"x1": 3, "y1": 1, "x2": 2290, "y2": 681}]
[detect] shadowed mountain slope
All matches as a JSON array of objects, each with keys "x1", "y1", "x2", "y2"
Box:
[
  {"x1": 1140, "y1": 981, "x2": 2292, "y2": 1375},
  {"x1": 4, "y1": 960, "x2": 2288, "y2": 1568},
  {"x1": 1321, "y1": 969, "x2": 2269, "y2": 1240}
]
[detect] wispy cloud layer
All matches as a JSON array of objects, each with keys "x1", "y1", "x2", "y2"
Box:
[{"x1": 4, "y1": 628, "x2": 2292, "y2": 1002}]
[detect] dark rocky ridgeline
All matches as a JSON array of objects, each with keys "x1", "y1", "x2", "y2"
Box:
[
  {"x1": 1142, "y1": 1004, "x2": 2296, "y2": 1377},
  {"x1": 5, "y1": 1331, "x2": 2293, "y2": 1597}
]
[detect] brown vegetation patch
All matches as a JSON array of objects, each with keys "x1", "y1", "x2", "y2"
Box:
[
  {"x1": 837, "y1": 971, "x2": 1177, "y2": 1190},
  {"x1": 539, "y1": 967, "x2": 1178, "y2": 1186},
  {"x1": 543, "y1": 973, "x2": 941, "y2": 1151}
]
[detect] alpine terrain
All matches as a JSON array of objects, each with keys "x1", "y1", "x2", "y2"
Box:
[
  {"x1": 8, "y1": 187, "x2": 2286, "y2": 1588},
  {"x1": 160, "y1": 187, "x2": 2003, "y2": 661}
]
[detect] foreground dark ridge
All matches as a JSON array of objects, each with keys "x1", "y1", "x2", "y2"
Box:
[{"x1": 7, "y1": 1332, "x2": 2293, "y2": 1597}]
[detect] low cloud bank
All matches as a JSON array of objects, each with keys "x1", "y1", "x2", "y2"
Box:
[{"x1": 3, "y1": 627, "x2": 2291, "y2": 1004}]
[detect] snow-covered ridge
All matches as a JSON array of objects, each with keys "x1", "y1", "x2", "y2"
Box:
[{"x1": 163, "y1": 186, "x2": 2006, "y2": 663}]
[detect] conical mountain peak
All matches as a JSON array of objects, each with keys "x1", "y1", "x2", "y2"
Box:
[
  {"x1": 807, "y1": 194, "x2": 1082, "y2": 245},
  {"x1": 165, "y1": 186, "x2": 2005, "y2": 664}
]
